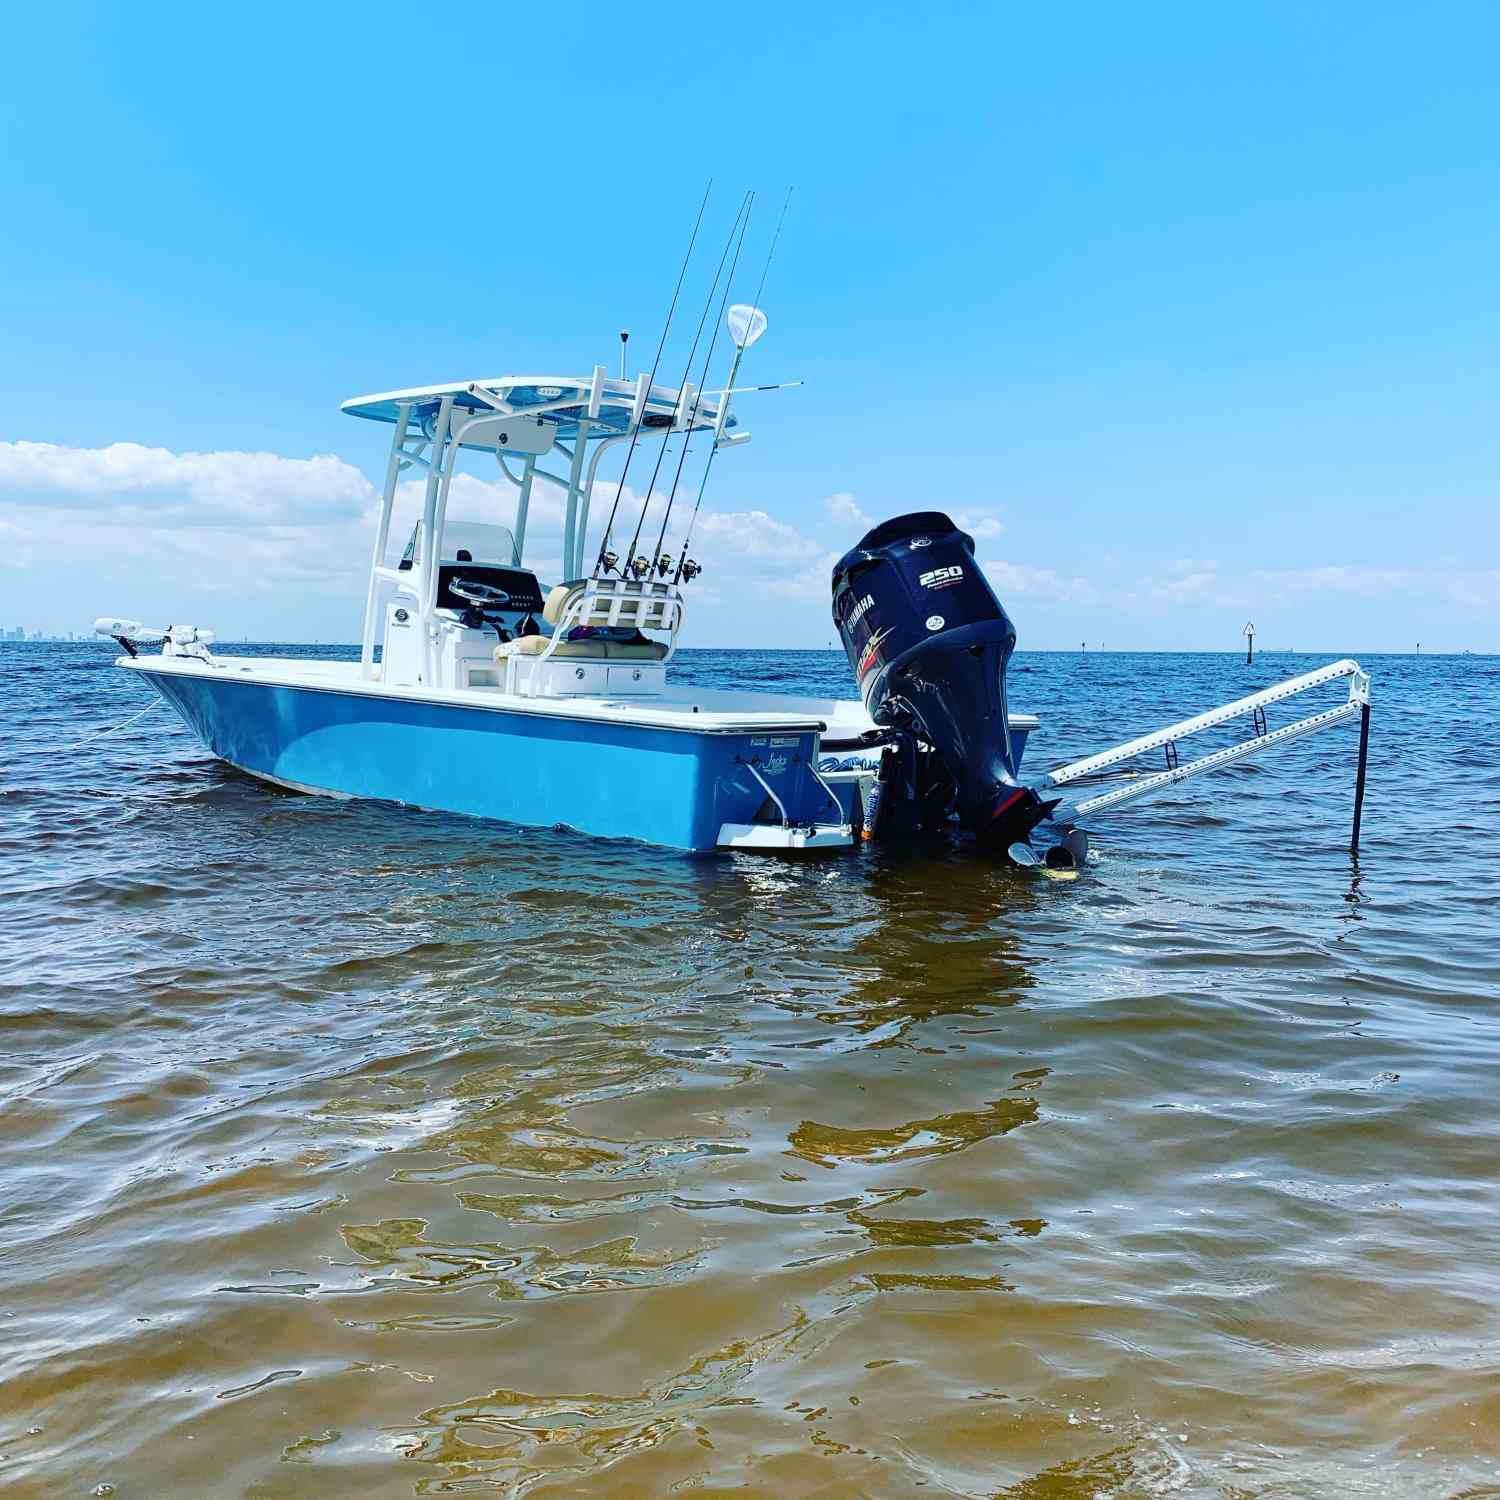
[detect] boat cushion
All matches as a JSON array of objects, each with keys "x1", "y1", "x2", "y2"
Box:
[
  {"x1": 542, "y1": 582, "x2": 585, "y2": 626},
  {"x1": 494, "y1": 637, "x2": 668, "y2": 661},
  {"x1": 601, "y1": 640, "x2": 669, "y2": 660},
  {"x1": 498, "y1": 635, "x2": 595, "y2": 658}
]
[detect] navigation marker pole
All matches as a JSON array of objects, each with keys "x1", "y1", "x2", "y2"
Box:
[
  {"x1": 1245, "y1": 620, "x2": 1255, "y2": 664},
  {"x1": 619, "y1": 329, "x2": 629, "y2": 380}
]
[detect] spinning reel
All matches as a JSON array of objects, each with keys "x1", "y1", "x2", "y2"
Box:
[{"x1": 595, "y1": 551, "x2": 701, "y2": 582}]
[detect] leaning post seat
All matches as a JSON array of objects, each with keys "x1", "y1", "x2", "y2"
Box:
[
  {"x1": 497, "y1": 636, "x2": 669, "y2": 661},
  {"x1": 493, "y1": 577, "x2": 681, "y2": 664}
]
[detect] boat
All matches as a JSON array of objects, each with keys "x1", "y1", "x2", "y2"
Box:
[
  {"x1": 93, "y1": 317, "x2": 1044, "y2": 853},
  {"x1": 95, "y1": 302, "x2": 1373, "y2": 865}
]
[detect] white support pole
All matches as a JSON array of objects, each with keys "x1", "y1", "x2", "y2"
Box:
[
  {"x1": 418, "y1": 396, "x2": 454, "y2": 686},
  {"x1": 560, "y1": 420, "x2": 590, "y2": 581},
  {"x1": 464, "y1": 382, "x2": 514, "y2": 415},
  {"x1": 629, "y1": 371, "x2": 651, "y2": 426},
  {"x1": 512, "y1": 456, "x2": 537, "y2": 565},
  {"x1": 574, "y1": 432, "x2": 631, "y2": 581},
  {"x1": 713, "y1": 346, "x2": 748, "y2": 440},
  {"x1": 361, "y1": 401, "x2": 412, "y2": 679},
  {"x1": 1045, "y1": 659, "x2": 1366, "y2": 788}
]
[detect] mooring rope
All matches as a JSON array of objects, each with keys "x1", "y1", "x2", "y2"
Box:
[{"x1": 65, "y1": 699, "x2": 162, "y2": 752}]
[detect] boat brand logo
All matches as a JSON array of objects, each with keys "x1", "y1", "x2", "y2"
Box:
[
  {"x1": 847, "y1": 594, "x2": 875, "y2": 627},
  {"x1": 909, "y1": 537, "x2": 932, "y2": 548},
  {"x1": 925, "y1": 615, "x2": 945, "y2": 631},
  {"x1": 762, "y1": 753, "x2": 788, "y2": 776},
  {"x1": 918, "y1": 565, "x2": 964, "y2": 590}
]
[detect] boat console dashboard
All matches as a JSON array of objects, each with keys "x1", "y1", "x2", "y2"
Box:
[{"x1": 435, "y1": 564, "x2": 544, "y2": 615}]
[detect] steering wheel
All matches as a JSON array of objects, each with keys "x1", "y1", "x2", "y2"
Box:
[
  {"x1": 449, "y1": 577, "x2": 513, "y2": 642},
  {"x1": 449, "y1": 578, "x2": 510, "y2": 609}
]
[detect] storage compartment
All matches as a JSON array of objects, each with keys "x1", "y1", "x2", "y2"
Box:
[{"x1": 606, "y1": 663, "x2": 664, "y2": 695}]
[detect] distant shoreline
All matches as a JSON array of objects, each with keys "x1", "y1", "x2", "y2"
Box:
[{"x1": 8, "y1": 641, "x2": 1492, "y2": 658}]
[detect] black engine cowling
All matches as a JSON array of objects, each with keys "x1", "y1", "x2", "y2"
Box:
[{"x1": 831, "y1": 511, "x2": 1052, "y2": 847}]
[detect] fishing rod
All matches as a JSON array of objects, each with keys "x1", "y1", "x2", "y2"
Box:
[
  {"x1": 593, "y1": 181, "x2": 712, "y2": 578},
  {"x1": 621, "y1": 190, "x2": 752, "y2": 581},
  {"x1": 674, "y1": 188, "x2": 792, "y2": 585},
  {"x1": 647, "y1": 195, "x2": 756, "y2": 577}
]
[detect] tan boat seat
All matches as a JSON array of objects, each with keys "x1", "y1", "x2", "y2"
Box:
[
  {"x1": 543, "y1": 580, "x2": 666, "y2": 631},
  {"x1": 495, "y1": 635, "x2": 668, "y2": 661},
  {"x1": 598, "y1": 639, "x2": 669, "y2": 661},
  {"x1": 542, "y1": 582, "x2": 583, "y2": 626}
]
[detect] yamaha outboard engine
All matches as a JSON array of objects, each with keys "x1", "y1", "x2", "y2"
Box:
[{"x1": 832, "y1": 512, "x2": 1054, "y2": 848}]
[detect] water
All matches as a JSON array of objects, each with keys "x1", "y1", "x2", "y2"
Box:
[{"x1": 3, "y1": 641, "x2": 1498, "y2": 1498}]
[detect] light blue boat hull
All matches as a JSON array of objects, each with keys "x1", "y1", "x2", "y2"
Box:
[{"x1": 139, "y1": 668, "x2": 831, "y2": 852}]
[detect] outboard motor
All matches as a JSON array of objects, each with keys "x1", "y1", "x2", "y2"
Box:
[{"x1": 832, "y1": 512, "x2": 1054, "y2": 848}]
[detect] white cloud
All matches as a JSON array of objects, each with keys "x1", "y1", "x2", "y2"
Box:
[
  {"x1": 0, "y1": 515, "x2": 31, "y2": 570},
  {"x1": 824, "y1": 491, "x2": 871, "y2": 529},
  {"x1": 1140, "y1": 559, "x2": 1497, "y2": 610},
  {"x1": 980, "y1": 558, "x2": 1101, "y2": 605},
  {"x1": 8, "y1": 437, "x2": 1496, "y2": 645},
  {"x1": 0, "y1": 441, "x2": 372, "y2": 525},
  {"x1": 954, "y1": 509, "x2": 1006, "y2": 541},
  {"x1": 696, "y1": 507, "x2": 825, "y2": 563},
  {"x1": 1445, "y1": 570, "x2": 1500, "y2": 608}
]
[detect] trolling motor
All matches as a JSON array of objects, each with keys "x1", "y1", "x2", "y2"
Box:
[{"x1": 832, "y1": 512, "x2": 1057, "y2": 850}]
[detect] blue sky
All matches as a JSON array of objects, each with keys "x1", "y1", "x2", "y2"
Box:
[{"x1": 2, "y1": 2, "x2": 1497, "y2": 649}]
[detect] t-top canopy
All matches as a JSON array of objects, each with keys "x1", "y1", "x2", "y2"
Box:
[{"x1": 341, "y1": 374, "x2": 734, "y2": 449}]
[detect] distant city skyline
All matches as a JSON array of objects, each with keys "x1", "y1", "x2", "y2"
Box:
[{"x1": 5, "y1": 626, "x2": 87, "y2": 642}]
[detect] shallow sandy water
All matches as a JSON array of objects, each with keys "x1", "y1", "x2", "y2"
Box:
[{"x1": 2, "y1": 643, "x2": 1497, "y2": 1497}]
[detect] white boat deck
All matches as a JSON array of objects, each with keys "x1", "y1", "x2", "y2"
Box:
[{"x1": 123, "y1": 653, "x2": 1040, "y2": 739}]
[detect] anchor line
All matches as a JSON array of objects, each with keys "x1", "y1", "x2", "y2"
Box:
[
  {"x1": 648, "y1": 193, "x2": 755, "y2": 575},
  {"x1": 674, "y1": 187, "x2": 792, "y2": 584},
  {"x1": 593, "y1": 180, "x2": 712, "y2": 578},
  {"x1": 64, "y1": 698, "x2": 161, "y2": 752},
  {"x1": 621, "y1": 191, "x2": 753, "y2": 579}
]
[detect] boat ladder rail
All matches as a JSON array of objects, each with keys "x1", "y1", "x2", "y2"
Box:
[
  {"x1": 714, "y1": 751, "x2": 854, "y2": 853},
  {"x1": 1041, "y1": 658, "x2": 1373, "y2": 831}
]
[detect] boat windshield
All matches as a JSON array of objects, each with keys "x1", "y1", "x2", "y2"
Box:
[{"x1": 400, "y1": 520, "x2": 519, "y2": 570}]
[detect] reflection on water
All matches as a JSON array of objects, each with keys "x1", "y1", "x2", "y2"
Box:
[
  {"x1": 788, "y1": 1095, "x2": 1038, "y2": 1167},
  {"x1": 2, "y1": 643, "x2": 1499, "y2": 1496}
]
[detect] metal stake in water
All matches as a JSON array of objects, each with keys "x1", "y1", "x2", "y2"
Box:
[{"x1": 1350, "y1": 702, "x2": 1371, "y2": 854}]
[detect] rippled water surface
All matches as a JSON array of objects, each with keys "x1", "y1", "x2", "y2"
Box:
[{"x1": 3, "y1": 642, "x2": 1498, "y2": 1498}]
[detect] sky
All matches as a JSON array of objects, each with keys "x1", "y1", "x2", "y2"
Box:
[{"x1": 1, "y1": 2, "x2": 1497, "y2": 651}]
